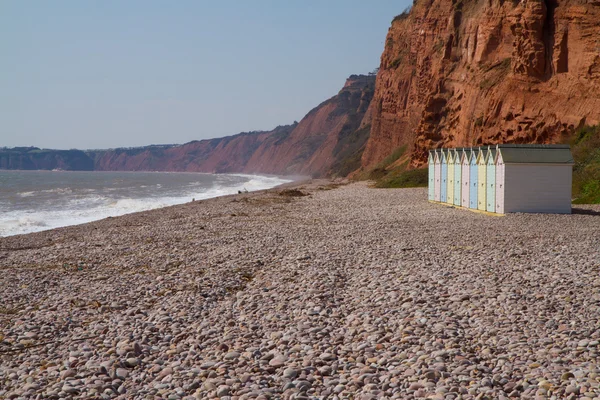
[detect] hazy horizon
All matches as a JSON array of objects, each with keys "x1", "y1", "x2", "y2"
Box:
[{"x1": 1, "y1": 1, "x2": 411, "y2": 150}]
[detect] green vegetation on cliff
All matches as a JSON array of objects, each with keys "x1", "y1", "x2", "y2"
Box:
[
  {"x1": 357, "y1": 144, "x2": 428, "y2": 188},
  {"x1": 571, "y1": 125, "x2": 600, "y2": 204}
]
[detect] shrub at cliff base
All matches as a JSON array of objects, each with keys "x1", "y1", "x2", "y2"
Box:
[
  {"x1": 571, "y1": 125, "x2": 600, "y2": 204},
  {"x1": 357, "y1": 144, "x2": 428, "y2": 188},
  {"x1": 374, "y1": 167, "x2": 428, "y2": 189}
]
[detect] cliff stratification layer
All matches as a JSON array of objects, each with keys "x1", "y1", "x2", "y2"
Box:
[{"x1": 363, "y1": 0, "x2": 600, "y2": 168}]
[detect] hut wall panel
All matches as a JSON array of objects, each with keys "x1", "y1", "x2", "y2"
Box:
[
  {"x1": 434, "y1": 162, "x2": 441, "y2": 202},
  {"x1": 469, "y1": 162, "x2": 478, "y2": 209},
  {"x1": 486, "y1": 163, "x2": 496, "y2": 213},
  {"x1": 428, "y1": 162, "x2": 435, "y2": 201},
  {"x1": 504, "y1": 165, "x2": 573, "y2": 214},
  {"x1": 447, "y1": 162, "x2": 454, "y2": 204},
  {"x1": 441, "y1": 162, "x2": 448, "y2": 203},
  {"x1": 461, "y1": 160, "x2": 470, "y2": 207},
  {"x1": 454, "y1": 162, "x2": 462, "y2": 205},
  {"x1": 477, "y1": 162, "x2": 487, "y2": 211},
  {"x1": 496, "y1": 161, "x2": 505, "y2": 214}
]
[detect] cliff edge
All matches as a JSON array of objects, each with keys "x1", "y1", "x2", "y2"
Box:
[{"x1": 363, "y1": 0, "x2": 600, "y2": 169}]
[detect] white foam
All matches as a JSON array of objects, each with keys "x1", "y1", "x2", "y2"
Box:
[{"x1": 0, "y1": 174, "x2": 292, "y2": 237}]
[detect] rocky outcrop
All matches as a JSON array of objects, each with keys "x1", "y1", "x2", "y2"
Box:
[{"x1": 363, "y1": 0, "x2": 600, "y2": 169}]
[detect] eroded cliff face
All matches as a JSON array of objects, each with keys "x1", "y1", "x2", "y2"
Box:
[
  {"x1": 363, "y1": 0, "x2": 600, "y2": 169},
  {"x1": 93, "y1": 75, "x2": 375, "y2": 177}
]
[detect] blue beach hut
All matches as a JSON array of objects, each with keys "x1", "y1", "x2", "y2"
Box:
[
  {"x1": 453, "y1": 148, "x2": 462, "y2": 206},
  {"x1": 441, "y1": 149, "x2": 448, "y2": 203},
  {"x1": 469, "y1": 147, "x2": 479, "y2": 209},
  {"x1": 428, "y1": 151, "x2": 435, "y2": 201},
  {"x1": 486, "y1": 147, "x2": 496, "y2": 212}
]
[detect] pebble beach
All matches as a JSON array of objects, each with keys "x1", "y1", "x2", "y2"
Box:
[{"x1": 1, "y1": 181, "x2": 600, "y2": 400}]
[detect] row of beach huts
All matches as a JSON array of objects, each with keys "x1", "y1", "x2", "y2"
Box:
[{"x1": 428, "y1": 144, "x2": 574, "y2": 214}]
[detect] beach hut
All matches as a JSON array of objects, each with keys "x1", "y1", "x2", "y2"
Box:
[
  {"x1": 477, "y1": 148, "x2": 487, "y2": 211},
  {"x1": 447, "y1": 150, "x2": 454, "y2": 205},
  {"x1": 441, "y1": 149, "x2": 448, "y2": 203},
  {"x1": 453, "y1": 148, "x2": 462, "y2": 206},
  {"x1": 428, "y1": 151, "x2": 435, "y2": 201},
  {"x1": 469, "y1": 148, "x2": 479, "y2": 209},
  {"x1": 495, "y1": 144, "x2": 574, "y2": 214},
  {"x1": 434, "y1": 150, "x2": 441, "y2": 202},
  {"x1": 486, "y1": 147, "x2": 496, "y2": 213},
  {"x1": 461, "y1": 148, "x2": 471, "y2": 208},
  {"x1": 496, "y1": 148, "x2": 504, "y2": 213}
]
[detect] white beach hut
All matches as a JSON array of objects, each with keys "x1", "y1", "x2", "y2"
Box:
[
  {"x1": 477, "y1": 148, "x2": 487, "y2": 211},
  {"x1": 447, "y1": 150, "x2": 455, "y2": 205},
  {"x1": 461, "y1": 148, "x2": 471, "y2": 208},
  {"x1": 486, "y1": 147, "x2": 496, "y2": 213},
  {"x1": 495, "y1": 144, "x2": 574, "y2": 214},
  {"x1": 434, "y1": 150, "x2": 441, "y2": 202}
]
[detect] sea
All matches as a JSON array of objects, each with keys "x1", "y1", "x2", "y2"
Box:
[{"x1": 0, "y1": 170, "x2": 293, "y2": 237}]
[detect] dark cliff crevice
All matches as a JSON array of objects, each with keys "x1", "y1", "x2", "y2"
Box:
[
  {"x1": 556, "y1": 28, "x2": 569, "y2": 73},
  {"x1": 543, "y1": 0, "x2": 557, "y2": 79}
]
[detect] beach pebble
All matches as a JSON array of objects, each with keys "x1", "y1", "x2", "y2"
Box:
[{"x1": 1, "y1": 183, "x2": 599, "y2": 399}]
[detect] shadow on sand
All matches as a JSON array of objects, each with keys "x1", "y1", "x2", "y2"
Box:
[{"x1": 572, "y1": 207, "x2": 600, "y2": 216}]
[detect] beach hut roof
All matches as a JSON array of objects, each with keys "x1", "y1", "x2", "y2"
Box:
[
  {"x1": 448, "y1": 149, "x2": 455, "y2": 162},
  {"x1": 476, "y1": 147, "x2": 487, "y2": 163},
  {"x1": 441, "y1": 148, "x2": 449, "y2": 161},
  {"x1": 486, "y1": 148, "x2": 497, "y2": 163},
  {"x1": 461, "y1": 148, "x2": 472, "y2": 162},
  {"x1": 470, "y1": 147, "x2": 480, "y2": 163},
  {"x1": 496, "y1": 144, "x2": 574, "y2": 164}
]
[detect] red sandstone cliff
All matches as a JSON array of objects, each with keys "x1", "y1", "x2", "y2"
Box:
[
  {"x1": 94, "y1": 75, "x2": 375, "y2": 177},
  {"x1": 363, "y1": 0, "x2": 600, "y2": 169}
]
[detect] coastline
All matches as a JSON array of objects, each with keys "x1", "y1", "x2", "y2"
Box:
[
  {"x1": 1, "y1": 182, "x2": 599, "y2": 399},
  {"x1": 0, "y1": 171, "x2": 305, "y2": 238}
]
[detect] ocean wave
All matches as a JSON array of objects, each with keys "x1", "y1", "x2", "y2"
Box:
[{"x1": 0, "y1": 173, "x2": 293, "y2": 237}]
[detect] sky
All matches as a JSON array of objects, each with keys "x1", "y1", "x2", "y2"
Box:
[{"x1": 0, "y1": 1, "x2": 411, "y2": 150}]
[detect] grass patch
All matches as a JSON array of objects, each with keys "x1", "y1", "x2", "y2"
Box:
[
  {"x1": 375, "y1": 167, "x2": 428, "y2": 189},
  {"x1": 356, "y1": 145, "x2": 410, "y2": 182},
  {"x1": 376, "y1": 145, "x2": 408, "y2": 170},
  {"x1": 571, "y1": 125, "x2": 600, "y2": 204}
]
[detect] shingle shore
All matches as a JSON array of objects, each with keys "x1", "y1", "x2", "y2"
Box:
[{"x1": 1, "y1": 182, "x2": 599, "y2": 400}]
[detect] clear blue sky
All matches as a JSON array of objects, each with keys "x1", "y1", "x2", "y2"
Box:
[{"x1": 1, "y1": 1, "x2": 410, "y2": 150}]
